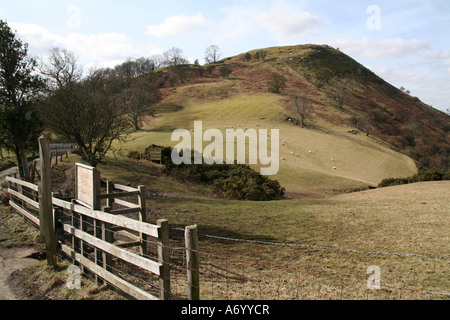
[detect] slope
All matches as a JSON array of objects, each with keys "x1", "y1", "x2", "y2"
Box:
[{"x1": 114, "y1": 44, "x2": 450, "y2": 196}]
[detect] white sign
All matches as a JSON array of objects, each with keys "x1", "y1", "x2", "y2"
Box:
[{"x1": 75, "y1": 163, "x2": 100, "y2": 209}]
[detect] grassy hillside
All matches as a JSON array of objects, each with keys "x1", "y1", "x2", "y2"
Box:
[{"x1": 114, "y1": 45, "x2": 428, "y2": 196}]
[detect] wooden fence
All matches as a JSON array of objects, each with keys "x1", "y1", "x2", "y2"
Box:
[{"x1": 6, "y1": 176, "x2": 173, "y2": 300}]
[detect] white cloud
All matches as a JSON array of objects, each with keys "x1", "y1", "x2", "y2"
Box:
[
  {"x1": 325, "y1": 37, "x2": 430, "y2": 59},
  {"x1": 9, "y1": 22, "x2": 139, "y2": 68},
  {"x1": 372, "y1": 66, "x2": 450, "y2": 112},
  {"x1": 65, "y1": 33, "x2": 138, "y2": 61},
  {"x1": 421, "y1": 49, "x2": 450, "y2": 76},
  {"x1": 9, "y1": 22, "x2": 63, "y2": 55},
  {"x1": 254, "y1": 8, "x2": 328, "y2": 39},
  {"x1": 146, "y1": 13, "x2": 213, "y2": 38}
]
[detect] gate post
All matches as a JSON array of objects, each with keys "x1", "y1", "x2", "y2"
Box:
[
  {"x1": 158, "y1": 219, "x2": 171, "y2": 300},
  {"x1": 38, "y1": 135, "x2": 57, "y2": 267},
  {"x1": 185, "y1": 225, "x2": 200, "y2": 300}
]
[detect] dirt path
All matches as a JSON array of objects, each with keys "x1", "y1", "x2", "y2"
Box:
[
  {"x1": 0, "y1": 247, "x2": 41, "y2": 300},
  {"x1": 0, "y1": 166, "x2": 18, "y2": 184}
]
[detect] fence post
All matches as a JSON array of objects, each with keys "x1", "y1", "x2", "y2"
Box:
[
  {"x1": 157, "y1": 219, "x2": 170, "y2": 300},
  {"x1": 38, "y1": 135, "x2": 57, "y2": 267},
  {"x1": 138, "y1": 185, "x2": 147, "y2": 256},
  {"x1": 185, "y1": 225, "x2": 200, "y2": 300},
  {"x1": 101, "y1": 206, "x2": 113, "y2": 273}
]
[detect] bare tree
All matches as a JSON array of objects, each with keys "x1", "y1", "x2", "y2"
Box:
[
  {"x1": 357, "y1": 114, "x2": 375, "y2": 136},
  {"x1": 267, "y1": 72, "x2": 287, "y2": 94},
  {"x1": 288, "y1": 90, "x2": 314, "y2": 127},
  {"x1": 163, "y1": 47, "x2": 189, "y2": 83},
  {"x1": 39, "y1": 49, "x2": 129, "y2": 167},
  {"x1": 204, "y1": 45, "x2": 222, "y2": 64},
  {"x1": 328, "y1": 78, "x2": 349, "y2": 109},
  {"x1": 120, "y1": 78, "x2": 161, "y2": 130},
  {"x1": 39, "y1": 47, "x2": 82, "y2": 90},
  {"x1": 149, "y1": 53, "x2": 168, "y2": 70}
]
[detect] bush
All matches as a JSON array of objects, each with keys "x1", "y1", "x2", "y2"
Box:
[
  {"x1": 162, "y1": 148, "x2": 285, "y2": 201},
  {"x1": 378, "y1": 177, "x2": 409, "y2": 188},
  {"x1": 127, "y1": 151, "x2": 140, "y2": 160},
  {"x1": 213, "y1": 166, "x2": 285, "y2": 201},
  {"x1": 378, "y1": 168, "x2": 450, "y2": 188},
  {"x1": 0, "y1": 182, "x2": 10, "y2": 206}
]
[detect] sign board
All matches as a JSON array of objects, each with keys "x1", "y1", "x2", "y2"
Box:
[
  {"x1": 75, "y1": 163, "x2": 100, "y2": 210},
  {"x1": 49, "y1": 143, "x2": 79, "y2": 153}
]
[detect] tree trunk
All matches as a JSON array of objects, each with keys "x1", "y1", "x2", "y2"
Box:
[{"x1": 19, "y1": 148, "x2": 31, "y2": 182}]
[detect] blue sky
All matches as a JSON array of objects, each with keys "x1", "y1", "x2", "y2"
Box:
[{"x1": 1, "y1": 0, "x2": 449, "y2": 112}]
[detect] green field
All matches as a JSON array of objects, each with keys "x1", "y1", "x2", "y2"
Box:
[{"x1": 115, "y1": 83, "x2": 417, "y2": 197}]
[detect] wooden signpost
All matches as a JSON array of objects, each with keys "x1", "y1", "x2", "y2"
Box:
[
  {"x1": 49, "y1": 143, "x2": 79, "y2": 153},
  {"x1": 38, "y1": 135, "x2": 57, "y2": 267},
  {"x1": 38, "y1": 138, "x2": 81, "y2": 268}
]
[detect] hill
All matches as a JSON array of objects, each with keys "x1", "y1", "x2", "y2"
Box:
[{"x1": 115, "y1": 44, "x2": 449, "y2": 196}]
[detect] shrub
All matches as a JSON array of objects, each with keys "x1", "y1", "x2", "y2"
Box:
[
  {"x1": 378, "y1": 177, "x2": 409, "y2": 188},
  {"x1": 162, "y1": 148, "x2": 285, "y2": 201},
  {"x1": 378, "y1": 168, "x2": 450, "y2": 188},
  {"x1": 213, "y1": 166, "x2": 285, "y2": 201},
  {"x1": 0, "y1": 182, "x2": 10, "y2": 206},
  {"x1": 127, "y1": 151, "x2": 140, "y2": 160}
]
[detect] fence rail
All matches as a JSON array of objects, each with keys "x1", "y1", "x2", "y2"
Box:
[{"x1": 7, "y1": 175, "x2": 173, "y2": 300}]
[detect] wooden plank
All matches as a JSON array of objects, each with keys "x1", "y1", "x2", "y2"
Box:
[
  {"x1": 62, "y1": 223, "x2": 162, "y2": 275},
  {"x1": 99, "y1": 191, "x2": 140, "y2": 199},
  {"x1": 110, "y1": 207, "x2": 140, "y2": 215},
  {"x1": 113, "y1": 184, "x2": 139, "y2": 192},
  {"x1": 52, "y1": 198, "x2": 160, "y2": 238},
  {"x1": 8, "y1": 189, "x2": 39, "y2": 209},
  {"x1": 138, "y1": 185, "x2": 147, "y2": 256},
  {"x1": 9, "y1": 201, "x2": 40, "y2": 226},
  {"x1": 116, "y1": 241, "x2": 141, "y2": 248},
  {"x1": 6, "y1": 176, "x2": 39, "y2": 191},
  {"x1": 60, "y1": 244, "x2": 159, "y2": 300},
  {"x1": 114, "y1": 198, "x2": 140, "y2": 209}
]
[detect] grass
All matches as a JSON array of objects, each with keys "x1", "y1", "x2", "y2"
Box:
[
  {"x1": 115, "y1": 87, "x2": 417, "y2": 197},
  {"x1": 153, "y1": 180, "x2": 449, "y2": 300},
  {"x1": 2, "y1": 153, "x2": 448, "y2": 300}
]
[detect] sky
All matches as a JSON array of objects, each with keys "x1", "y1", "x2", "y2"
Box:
[{"x1": 1, "y1": 0, "x2": 449, "y2": 113}]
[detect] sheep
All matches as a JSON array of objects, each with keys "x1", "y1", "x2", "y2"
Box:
[
  {"x1": 296, "y1": 153, "x2": 300, "y2": 157},
  {"x1": 290, "y1": 152, "x2": 294, "y2": 155},
  {"x1": 281, "y1": 157, "x2": 286, "y2": 161},
  {"x1": 332, "y1": 166, "x2": 337, "y2": 170},
  {"x1": 308, "y1": 150, "x2": 312, "y2": 153}
]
